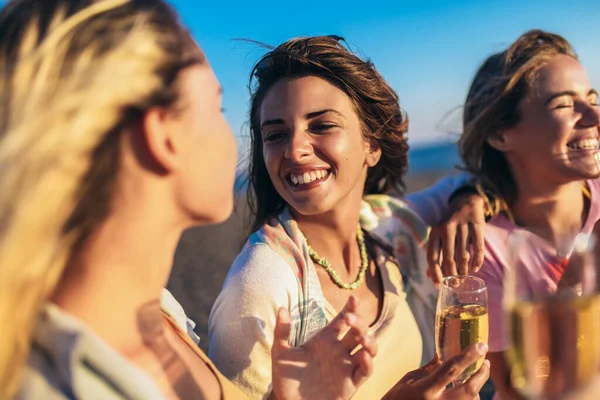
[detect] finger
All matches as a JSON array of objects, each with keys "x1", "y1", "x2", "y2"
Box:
[
  {"x1": 455, "y1": 223, "x2": 470, "y2": 276},
  {"x1": 469, "y1": 222, "x2": 485, "y2": 273},
  {"x1": 422, "y1": 343, "x2": 488, "y2": 392},
  {"x1": 422, "y1": 354, "x2": 441, "y2": 374},
  {"x1": 356, "y1": 333, "x2": 377, "y2": 358},
  {"x1": 340, "y1": 314, "x2": 369, "y2": 351},
  {"x1": 325, "y1": 295, "x2": 360, "y2": 338},
  {"x1": 351, "y1": 348, "x2": 374, "y2": 388},
  {"x1": 441, "y1": 223, "x2": 458, "y2": 277},
  {"x1": 444, "y1": 359, "x2": 490, "y2": 399},
  {"x1": 399, "y1": 356, "x2": 441, "y2": 384},
  {"x1": 427, "y1": 228, "x2": 444, "y2": 284},
  {"x1": 273, "y1": 308, "x2": 292, "y2": 354}
]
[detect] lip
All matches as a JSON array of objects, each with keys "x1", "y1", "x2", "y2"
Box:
[{"x1": 567, "y1": 131, "x2": 599, "y2": 144}]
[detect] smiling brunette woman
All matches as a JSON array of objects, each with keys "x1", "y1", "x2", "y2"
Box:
[
  {"x1": 209, "y1": 36, "x2": 490, "y2": 400},
  {"x1": 458, "y1": 30, "x2": 600, "y2": 399}
]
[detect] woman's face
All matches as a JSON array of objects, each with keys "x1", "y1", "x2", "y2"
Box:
[
  {"x1": 259, "y1": 76, "x2": 380, "y2": 218},
  {"x1": 172, "y1": 64, "x2": 237, "y2": 224},
  {"x1": 500, "y1": 55, "x2": 600, "y2": 185}
]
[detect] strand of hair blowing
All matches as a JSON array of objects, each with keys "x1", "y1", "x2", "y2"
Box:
[{"x1": 0, "y1": 2, "x2": 176, "y2": 396}]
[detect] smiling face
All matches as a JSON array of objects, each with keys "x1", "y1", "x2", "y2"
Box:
[
  {"x1": 497, "y1": 55, "x2": 600, "y2": 185},
  {"x1": 259, "y1": 76, "x2": 381, "y2": 217}
]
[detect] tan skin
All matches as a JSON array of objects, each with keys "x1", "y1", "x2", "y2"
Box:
[
  {"x1": 53, "y1": 65, "x2": 230, "y2": 400},
  {"x1": 52, "y1": 62, "x2": 378, "y2": 400},
  {"x1": 260, "y1": 76, "x2": 490, "y2": 398},
  {"x1": 260, "y1": 76, "x2": 383, "y2": 325},
  {"x1": 484, "y1": 55, "x2": 600, "y2": 399}
]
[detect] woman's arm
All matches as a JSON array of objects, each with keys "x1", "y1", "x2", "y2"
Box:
[
  {"x1": 404, "y1": 172, "x2": 474, "y2": 227},
  {"x1": 208, "y1": 244, "x2": 299, "y2": 400}
]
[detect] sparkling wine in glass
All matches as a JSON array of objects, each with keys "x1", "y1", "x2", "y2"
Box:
[
  {"x1": 505, "y1": 231, "x2": 600, "y2": 400},
  {"x1": 435, "y1": 275, "x2": 489, "y2": 385}
]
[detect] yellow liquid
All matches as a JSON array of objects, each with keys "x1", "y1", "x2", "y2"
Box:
[
  {"x1": 436, "y1": 304, "x2": 489, "y2": 382},
  {"x1": 507, "y1": 294, "x2": 600, "y2": 399}
]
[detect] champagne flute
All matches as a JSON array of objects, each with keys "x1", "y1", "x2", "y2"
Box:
[
  {"x1": 435, "y1": 275, "x2": 489, "y2": 385},
  {"x1": 504, "y1": 231, "x2": 600, "y2": 400}
]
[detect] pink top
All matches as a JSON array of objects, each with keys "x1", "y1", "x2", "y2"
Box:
[{"x1": 474, "y1": 179, "x2": 600, "y2": 353}]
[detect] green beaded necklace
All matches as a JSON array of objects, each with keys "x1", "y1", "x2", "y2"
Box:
[{"x1": 306, "y1": 224, "x2": 369, "y2": 290}]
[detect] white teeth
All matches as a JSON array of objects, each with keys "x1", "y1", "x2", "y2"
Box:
[
  {"x1": 568, "y1": 138, "x2": 599, "y2": 150},
  {"x1": 288, "y1": 170, "x2": 329, "y2": 186}
]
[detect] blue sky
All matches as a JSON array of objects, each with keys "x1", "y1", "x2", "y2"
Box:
[{"x1": 171, "y1": 0, "x2": 600, "y2": 147}]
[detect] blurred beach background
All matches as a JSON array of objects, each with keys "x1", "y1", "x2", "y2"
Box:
[{"x1": 166, "y1": 0, "x2": 600, "y2": 351}]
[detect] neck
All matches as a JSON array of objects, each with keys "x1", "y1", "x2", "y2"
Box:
[
  {"x1": 52, "y1": 190, "x2": 184, "y2": 355},
  {"x1": 511, "y1": 176, "x2": 588, "y2": 247},
  {"x1": 293, "y1": 193, "x2": 363, "y2": 274}
]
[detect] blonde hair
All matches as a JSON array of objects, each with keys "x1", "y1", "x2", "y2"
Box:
[
  {"x1": 0, "y1": 0, "x2": 202, "y2": 396},
  {"x1": 458, "y1": 30, "x2": 577, "y2": 205}
]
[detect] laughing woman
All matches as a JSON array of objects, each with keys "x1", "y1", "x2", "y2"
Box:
[
  {"x1": 459, "y1": 30, "x2": 600, "y2": 399},
  {"x1": 209, "y1": 36, "x2": 490, "y2": 400}
]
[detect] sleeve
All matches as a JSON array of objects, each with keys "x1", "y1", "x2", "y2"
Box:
[
  {"x1": 473, "y1": 257, "x2": 507, "y2": 353},
  {"x1": 208, "y1": 244, "x2": 299, "y2": 400},
  {"x1": 403, "y1": 172, "x2": 473, "y2": 226}
]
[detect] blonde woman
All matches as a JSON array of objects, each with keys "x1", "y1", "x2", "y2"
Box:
[{"x1": 0, "y1": 1, "x2": 381, "y2": 399}]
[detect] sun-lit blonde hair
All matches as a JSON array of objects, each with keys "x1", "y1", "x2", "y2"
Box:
[
  {"x1": 458, "y1": 30, "x2": 577, "y2": 205},
  {"x1": 0, "y1": 0, "x2": 202, "y2": 396}
]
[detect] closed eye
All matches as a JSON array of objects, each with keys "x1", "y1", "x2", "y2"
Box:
[
  {"x1": 311, "y1": 124, "x2": 337, "y2": 132},
  {"x1": 554, "y1": 103, "x2": 574, "y2": 109}
]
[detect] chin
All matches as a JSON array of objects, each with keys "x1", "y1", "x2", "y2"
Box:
[
  {"x1": 189, "y1": 201, "x2": 234, "y2": 227},
  {"x1": 289, "y1": 202, "x2": 332, "y2": 218}
]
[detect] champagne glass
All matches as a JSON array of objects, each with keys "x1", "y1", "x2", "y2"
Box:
[
  {"x1": 504, "y1": 231, "x2": 600, "y2": 400},
  {"x1": 435, "y1": 275, "x2": 489, "y2": 385}
]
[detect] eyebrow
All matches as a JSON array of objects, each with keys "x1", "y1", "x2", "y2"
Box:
[
  {"x1": 261, "y1": 109, "x2": 345, "y2": 130},
  {"x1": 306, "y1": 109, "x2": 345, "y2": 119},
  {"x1": 545, "y1": 89, "x2": 598, "y2": 104}
]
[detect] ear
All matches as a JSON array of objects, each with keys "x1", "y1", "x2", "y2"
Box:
[
  {"x1": 486, "y1": 129, "x2": 513, "y2": 152},
  {"x1": 364, "y1": 142, "x2": 382, "y2": 167},
  {"x1": 141, "y1": 107, "x2": 179, "y2": 172}
]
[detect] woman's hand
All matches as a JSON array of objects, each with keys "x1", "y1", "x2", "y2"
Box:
[
  {"x1": 383, "y1": 343, "x2": 490, "y2": 400},
  {"x1": 270, "y1": 295, "x2": 377, "y2": 400},
  {"x1": 427, "y1": 193, "x2": 487, "y2": 284}
]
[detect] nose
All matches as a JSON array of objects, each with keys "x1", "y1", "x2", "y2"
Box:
[
  {"x1": 579, "y1": 101, "x2": 600, "y2": 128},
  {"x1": 284, "y1": 129, "x2": 313, "y2": 161}
]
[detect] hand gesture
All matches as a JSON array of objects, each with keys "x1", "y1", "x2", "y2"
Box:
[{"x1": 270, "y1": 296, "x2": 377, "y2": 400}]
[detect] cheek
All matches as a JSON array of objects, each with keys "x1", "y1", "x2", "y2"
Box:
[{"x1": 262, "y1": 146, "x2": 281, "y2": 180}]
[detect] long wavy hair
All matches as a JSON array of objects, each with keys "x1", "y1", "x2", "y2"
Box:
[
  {"x1": 458, "y1": 30, "x2": 577, "y2": 206},
  {"x1": 0, "y1": 0, "x2": 202, "y2": 396},
  {"x1": 246, "y1": 36, "x2": 409, "y2": 232}
]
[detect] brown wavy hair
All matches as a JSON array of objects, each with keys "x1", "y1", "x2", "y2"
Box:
[
  {"x1": 458, "y1": 29, "x2": 577, "y2": 206},
  {"x1": 246, "y1": 35, "x2": 409, "y2": 232}
]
